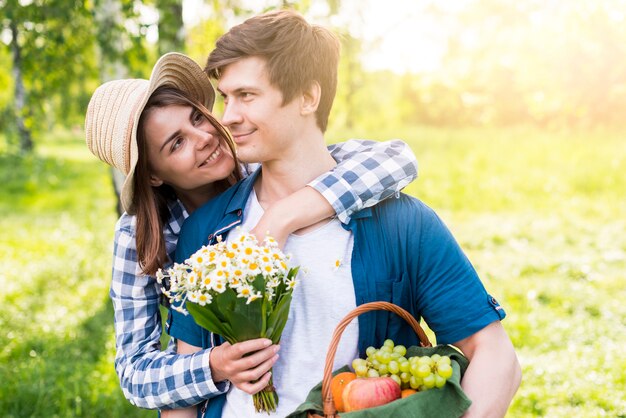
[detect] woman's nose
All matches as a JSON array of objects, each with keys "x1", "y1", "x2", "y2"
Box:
[{"x1": 194, "y1": 128, "x2": 214, "y2": 149}]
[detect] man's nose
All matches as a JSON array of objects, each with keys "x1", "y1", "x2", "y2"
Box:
[{"x1": 221, "y1": 100, "x2": 243, "y2": 128}]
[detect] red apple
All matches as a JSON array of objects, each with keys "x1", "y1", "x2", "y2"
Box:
[{"x1": 342, "y1": 377, "x2": 401, "y2": 412}]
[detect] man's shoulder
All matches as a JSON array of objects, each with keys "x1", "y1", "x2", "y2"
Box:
[
  {"x1": 358, "y1": 193, "x2": 445, "y2": 243},
  {"x1": 373, "y1": 192, "x2": 434, "y2": 219}
]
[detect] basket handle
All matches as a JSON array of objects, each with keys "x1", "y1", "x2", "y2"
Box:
[{"x1": 319, "y1": 301, "x2": 432, "y2": 418}]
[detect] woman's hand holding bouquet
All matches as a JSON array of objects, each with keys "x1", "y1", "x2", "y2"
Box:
[
  {"x1": 157, "y1": 229, "x2": 299, "y2": 413},
  {"x1": 209, "y1": 338, "x2": 279, "y2": 395}
]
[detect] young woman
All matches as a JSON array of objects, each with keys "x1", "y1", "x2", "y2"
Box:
[{"x1": 85, "y1": 52, "x2": 418, "y2": 411}]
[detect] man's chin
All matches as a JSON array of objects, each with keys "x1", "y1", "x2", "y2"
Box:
[{"x1": 237, "y1": 151, "x2": 262, "y2": 165}]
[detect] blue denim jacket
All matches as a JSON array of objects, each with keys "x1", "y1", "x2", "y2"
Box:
[{"x1": 171, "y1": 169, "x2": 505, "y2": 418}]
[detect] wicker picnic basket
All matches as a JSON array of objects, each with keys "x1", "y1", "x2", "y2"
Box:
[{"x1": 308, "y1": 301, "x2": 433, "y2": 418}]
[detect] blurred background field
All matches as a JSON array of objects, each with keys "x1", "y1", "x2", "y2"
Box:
[{"x1": 2, "y1": 0, "x2": 626, "y2": 417}]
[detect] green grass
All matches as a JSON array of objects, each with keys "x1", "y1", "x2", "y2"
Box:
[
  {"x1": 2, "y1": 126, "x2": 625, "y2": 417},
  {"x1": 0, "y1": 131, "x2": 152, "y2": 417}
]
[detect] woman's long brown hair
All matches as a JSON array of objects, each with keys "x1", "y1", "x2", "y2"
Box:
[{"x1": 133, "y1": 86, "x2": 242, "y2": 276}]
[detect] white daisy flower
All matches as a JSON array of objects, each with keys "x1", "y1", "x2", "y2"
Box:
[
  {"x1": 197, "y1": 292, "x2": 212, "y2": 306},
  {"x1": 246, "y1": 291, "x2": 262, "y2": 304}
]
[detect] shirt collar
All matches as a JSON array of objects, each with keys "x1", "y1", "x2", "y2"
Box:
[{"x1": 224, "y1": 167, "x2": 262, "y2": 215}]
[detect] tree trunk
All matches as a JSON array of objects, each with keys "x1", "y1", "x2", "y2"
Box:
[
  {"x1": 9, "y1": 20, "x2": 33, "y2": 153},
  {"x1": 157, "y1": 0, "x2": 184, "y2": 55},
  {"x1": 95, "y1": 0, "x2": 129, "y2": 215}
]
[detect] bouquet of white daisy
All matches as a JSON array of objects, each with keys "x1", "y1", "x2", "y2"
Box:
[{"x1": 156, "y1": 230, "x2": 299, "y2": 413}]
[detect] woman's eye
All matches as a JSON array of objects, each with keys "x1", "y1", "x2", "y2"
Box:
[
  {"x1": 192, "y1": 110, "x2": 204, "y2": 124},
  {"x1": 171, "y1": 137, "x2": 183, "y2": 152}
]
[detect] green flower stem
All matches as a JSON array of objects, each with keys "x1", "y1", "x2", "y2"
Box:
[{"x1": 252, "y1": 373, "x2": 278, "y2": 414}]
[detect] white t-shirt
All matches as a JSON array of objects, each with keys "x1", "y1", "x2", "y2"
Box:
[{"x1": 221, "y1": 189, "x2": 359, "y2": 418}]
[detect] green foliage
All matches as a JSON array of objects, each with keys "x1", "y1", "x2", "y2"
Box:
[
  {"x1": 0, "y1": 48, "x2": 12, "y2": 108},
  {"x1": 2, "y1": 0, "x2": 97, "y2": 130},
  {"x1": 0, "y1": 0, "x2": 151, "y2": 147},
  {"x1": 186, "y1": 15, "x2": 226, "y2": 64}
]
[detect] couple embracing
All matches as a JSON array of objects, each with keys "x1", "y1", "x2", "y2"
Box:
[{"x1": 86, "y1": 9, "x2": 520, "y2": 418}]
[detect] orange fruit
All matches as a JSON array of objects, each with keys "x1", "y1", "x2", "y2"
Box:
[
  {"x1": 330, "y1": 372, "x2": 357, "y2": 412},
  {"x1": 401, "y1": 388, "x2": 417, "y2": 398}
]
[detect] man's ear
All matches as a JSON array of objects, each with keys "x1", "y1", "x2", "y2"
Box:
[
  {"x1": 301, "y1": 81, "x2": 321, "y2": 116},
  {"x1": 149, "y1": 174, "x2": 164, "y2": 187}
]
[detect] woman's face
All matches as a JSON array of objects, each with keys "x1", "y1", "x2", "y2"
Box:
[{"x1": 143, "y1": 104, "x2": 236, "y2": 198}]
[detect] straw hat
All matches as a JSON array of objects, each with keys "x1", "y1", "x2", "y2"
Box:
[{"x1": 85, "y1": 52, "x2": 215, "y2": 215}]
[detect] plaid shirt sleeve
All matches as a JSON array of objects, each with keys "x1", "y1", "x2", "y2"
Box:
[
  {"x1": 309, "y1": 138, "x2": 418, "y2": 223},
  {"x1": 111, "y1": 213, "x2": 228, "y2": 409}
]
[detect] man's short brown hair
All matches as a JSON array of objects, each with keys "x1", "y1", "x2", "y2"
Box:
[{"x1": 205, "y1": 9, "x2": 340, "y2": 132}]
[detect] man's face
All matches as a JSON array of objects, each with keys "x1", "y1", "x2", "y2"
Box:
[{"x1": 217, "y1": 56, "x2": 302, "y2": 164}]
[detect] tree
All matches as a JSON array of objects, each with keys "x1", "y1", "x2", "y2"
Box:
[
  {"x1": 0, "y1": 0, "x2": 150, "y2": 155},
  {"x1": 1, "y1": 0, "x2": 97, "y2": 152},
  {"x1": 156, "y1": 0, "x2": 185, "y2": 54},
  {"x1": 3, "y1": 0, "x2": 35, "y2": 153},
  {"x1": 7, "y1": 16, "x2": 32, "y2": 153}
]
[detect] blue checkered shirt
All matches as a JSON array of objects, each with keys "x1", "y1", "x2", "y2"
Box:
[{"x1": 110, "y1": 139, "x2": 417, "y2": 409}]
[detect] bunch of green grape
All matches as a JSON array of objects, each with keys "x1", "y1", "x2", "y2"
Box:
[{"x1": 351, "y1": 339, "x2": 453, "y2": 391}]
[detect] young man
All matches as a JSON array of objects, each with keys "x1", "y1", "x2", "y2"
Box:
[{"x1": 168, "y1": 10, "x2": 521, "y2": 418}]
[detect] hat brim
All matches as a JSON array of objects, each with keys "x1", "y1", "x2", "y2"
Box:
[{"x1": 120, "y1": 53, "x2": 216, "y2": 215}]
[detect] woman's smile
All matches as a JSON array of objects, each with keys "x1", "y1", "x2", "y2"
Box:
[{"x1": 199, "y1": 146, "x2": 223, "y2": 168}]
